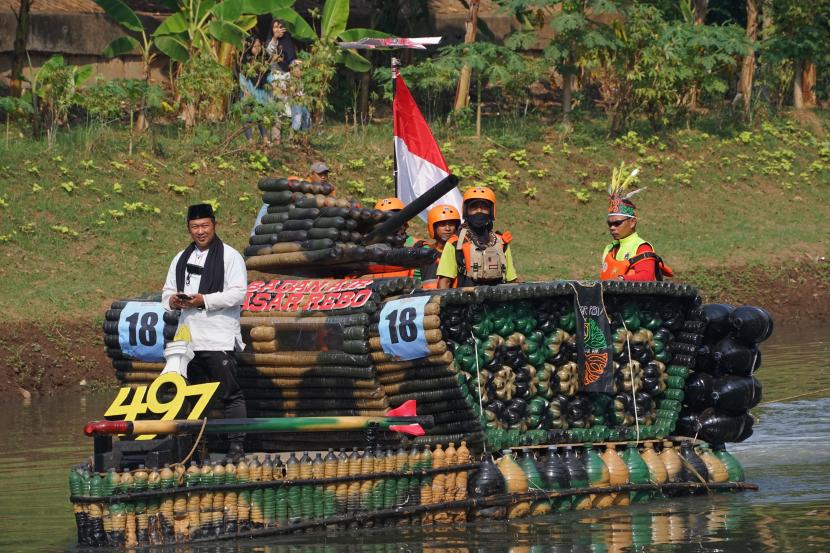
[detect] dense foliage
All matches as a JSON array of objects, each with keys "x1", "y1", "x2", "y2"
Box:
[{"x1": 2, "y1": 0, "x2": 829, "y2": 144}]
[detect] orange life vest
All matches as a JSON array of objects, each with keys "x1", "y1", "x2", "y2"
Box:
[
  {"x1": 600, "y1": 247, "x2": 674, "y2": 281},
  {"x1": 362, "y1": 265, "x2": 414, "y2": 279}
]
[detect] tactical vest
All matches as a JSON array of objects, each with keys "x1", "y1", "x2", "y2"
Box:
[{"x1": 454, "y1": 228, "x2": 508, "y2": 286}]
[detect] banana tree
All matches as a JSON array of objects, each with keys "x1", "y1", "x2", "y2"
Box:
[
  {"x1": 152, "y1": 0, "x2": 266, "y2": 63},
  {"x1": 95, "y1": 0, "x2": 162, "y2": 131},
  {"x1": 95, "y1": 0, "x2": 157, "y2": 81},
  {"x1": 289, "y1": 0, "x2": 389, "y2": 120}
]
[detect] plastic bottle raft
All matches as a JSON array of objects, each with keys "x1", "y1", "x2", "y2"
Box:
[
  {"x1": 68, "y1": 439, "x2": 755, "y2": 548},
  {"x1": 84, "y1": 177, "x2": 772, "y2": 547},
  {"x1": 103, "y1": 280, "x2": 771, "y2": 452}
]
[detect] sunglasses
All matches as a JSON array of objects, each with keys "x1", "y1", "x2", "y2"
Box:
[{"x1": 607, "y1": 219, "x2": 630, "y2": 228}]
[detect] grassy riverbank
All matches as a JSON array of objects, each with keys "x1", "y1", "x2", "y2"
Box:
[{"x1": 1, "y1": 112, "x2": 829, "y2": 394}]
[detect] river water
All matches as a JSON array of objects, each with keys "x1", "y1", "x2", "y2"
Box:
[{"x1": 1, "y1": 324, "x2": 827, "y2": 553}]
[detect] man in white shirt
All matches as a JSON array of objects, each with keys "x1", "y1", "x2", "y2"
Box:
[{"x1": 162, "y1": 203, "x2": 248, "y2": 458}]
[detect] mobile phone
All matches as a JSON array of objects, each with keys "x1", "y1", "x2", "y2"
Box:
[{"x1": 175, "y1": 293, "x2": 193, "y2": 301}]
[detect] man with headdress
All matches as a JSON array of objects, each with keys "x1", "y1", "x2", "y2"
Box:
[
  {"x1": 600, "y1": 164, "x2": 672, "y2": 281},
  {"x1": 162, "y1": 203, "x2": 248, "y2": 458}
]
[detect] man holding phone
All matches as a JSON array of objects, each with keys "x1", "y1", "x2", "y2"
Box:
[{"x1": 162, "y1": 203, "x2": 248, "y2": 459}]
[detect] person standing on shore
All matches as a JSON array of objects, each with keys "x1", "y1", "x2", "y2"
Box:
[{"x1": 162, "y1": 203, "x2": 248, "y2": 459}]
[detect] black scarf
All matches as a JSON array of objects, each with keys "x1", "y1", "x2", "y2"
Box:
[{"x1": 175, "y1": 236, "x2": 225, "y2": 294}]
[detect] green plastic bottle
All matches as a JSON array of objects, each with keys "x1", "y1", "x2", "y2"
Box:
[
  {"x1": 103, "y1": 468, "x2": 117, "y2": 497},
  {"x1": 286, "y1": 452, "x2": 302, "y2": 518},
  {"x1": 69, "y1": 467, "x2": 82, "y2": 496},
  {"x1": 622, "y1": 444, "x2": 651, "y2": 503},
  {"x1": 712, "y1": 444, "x2": 745, "y2": 482}
]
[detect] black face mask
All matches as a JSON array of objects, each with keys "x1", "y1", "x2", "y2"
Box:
[{"x1": 466, "y1": 212, "x2": 492, "y2": 229}]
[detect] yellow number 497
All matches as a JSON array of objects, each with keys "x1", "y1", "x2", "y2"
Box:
[{"x1": 104, "y1": 373, "x2": 219, "y2": 440}]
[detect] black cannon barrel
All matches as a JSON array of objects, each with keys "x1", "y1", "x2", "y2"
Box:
[{"x1": 362, "y1": 174, "x2": 459, "y2": 245}]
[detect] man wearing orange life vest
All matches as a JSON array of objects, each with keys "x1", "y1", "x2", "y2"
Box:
[
  {"x1": 437, "y1": 186, "x2": 517, "y2": 288},
  {"x1": 600, "y1": 177, "x2": 672, "y2": 281},
  {"x1": 419, "y1": 204, "x2": 461, "y2": 289}
]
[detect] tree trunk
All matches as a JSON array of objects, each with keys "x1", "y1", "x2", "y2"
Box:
[
  {"x1": 689, "y1": 0, "x2": 708, "y2": 110},
  {"x1": 792, "y1": 61, "x2": 804, "y2": 109},
  {"x1": 358, "y1": 64, "x2": 371, "y2": 123},
  {"x1": 761, "y1": 0, "x2": 773, "y2": 39},
  {"x1": 10, "y1": 0, "x2": 33, "y2": 98},
  {"x1": 475, "y1": 76, "x2": 482, "y2": 138},
  {"x1": 453, "y1": 0, "x2": 480, "y2": 111},
  {"x1": 738, "y1": 0, "x2": 758, "y2": 115},
  {"x1": 693, "y1": 0, "x2": 708, "y2": 23},
  {"x1": 801, "y1": 62, "x2": 816, "y2": 107},
  {"x1": 562, "y1": 70, "x2": 573, "y2": 123}
]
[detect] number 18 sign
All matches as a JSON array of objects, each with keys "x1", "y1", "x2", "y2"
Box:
[
  {"x1": 118, "y1": 301, "x2": 166, "y2": 362},
  {"x1": 378, "y1": 296, "x2": 430, "y2": 361}
]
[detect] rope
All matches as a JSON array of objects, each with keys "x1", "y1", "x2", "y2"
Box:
[
  {"x1": 175, "y1": 417, "x2": 208, "y2": 468},
  {"x1": 758, "y1": 387, "x2": 830, "y2": 405},
  {"x1": 473, "y1": 331, "x2": 487, "y2": 454}
]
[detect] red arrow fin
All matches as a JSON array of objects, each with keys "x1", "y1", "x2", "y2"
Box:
[{"x1": 386, "y1": 400, "x2": 417, "y2": 417}]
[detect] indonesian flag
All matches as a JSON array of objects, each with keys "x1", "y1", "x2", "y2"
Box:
[{"x1": 393, "y1": 73, "x2": 462, "y2": 220}]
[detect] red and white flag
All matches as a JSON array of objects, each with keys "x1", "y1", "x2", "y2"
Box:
[{"x1": 393, "y1": 73, "x2": 462, "y2": 220}]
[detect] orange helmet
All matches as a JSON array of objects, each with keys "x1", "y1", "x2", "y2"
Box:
[
  {"x1": 463, "y1": 186, "x2": 497, "y2": 218},
  {"x1": 427, "y1": 204, "x2": 461, "y2": 239},
  {"x1": 375, "y1": 197, "x2": 405, "y2": 211}
]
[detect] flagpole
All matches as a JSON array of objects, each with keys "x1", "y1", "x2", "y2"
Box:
[{"x1": 391, "y1": 57, "x2": 400, "y2": 198}]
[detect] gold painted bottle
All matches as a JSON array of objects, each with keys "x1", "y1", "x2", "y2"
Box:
[
  {"x1": 224, "y1": 459, "x2": 238, "y2": 534},
  {"x1": 334, "y1": 449, "x2": 348, "y2": 515},
  {"x1": 602, "y1": 444, "x2": 630, "y2": 506},
  {"x1": 431, "y1": 445, "x2": 447, "y2": 522},
  {"x1": 346, "y1": 449, "x2": 361, "y2": 515},
  {"x1": 323, "y1": 449, "x2": 337, "y2": 518},
  {"x1": 185, "y1": 463, "x2": 201, "y2": 538},
  {"x1": 641, "y1": 442, "x2": 668, "y2": 484},
  {"x1": 199, "y1": 461, "x2": 215, "y2": 535},
  {"x1": 454, "y1": 441, "x2": 470, "y2": 522},
  {"x1": 420, "y1": 446, "x2": 434, "y2": 524},
  {"x1": 698, "y1": 445, "x2": 728, "y2": 483},
  {"x1": 312, "y1": 452, "x2": 325, "y2": 519},
  {"x1": 497, "y1": 450, "x2": 530, "y2": 519},
  {"x1": 236, "y1": 458, "x2": 251, "y2": 531},
  {"x1": 659, "y1": 442, "x2": 683, "y2": 483}
]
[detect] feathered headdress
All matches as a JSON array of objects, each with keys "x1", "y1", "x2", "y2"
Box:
[{"x1": 607, "y1": 162, "x2": 644, "y2": 218}]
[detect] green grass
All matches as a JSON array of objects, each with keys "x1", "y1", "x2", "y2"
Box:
[{"x1": 1, "y1": 112, "x2": 829, "y2": 321}]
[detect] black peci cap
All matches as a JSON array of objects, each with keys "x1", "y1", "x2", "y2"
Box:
[{"x1": 187, "y1": 203, "x2": 215, "y2": 221}]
